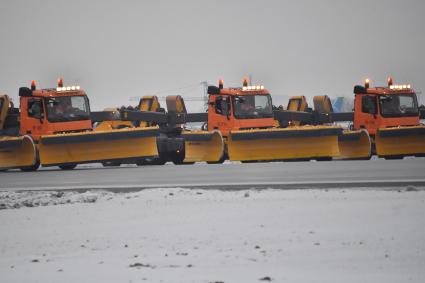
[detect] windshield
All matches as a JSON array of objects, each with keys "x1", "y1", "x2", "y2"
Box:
[
  {"x1": 379, "y1": 94, "x2": 418, "y2": 117},
  {"x1": 232, "y1": 94, "x2": 273, "y2": 119},
  {"x1": 45, "y1": 96, "x2": 90, "y2": 122}
]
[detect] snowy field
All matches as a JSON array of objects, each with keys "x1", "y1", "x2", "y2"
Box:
[{"x1": 1, "y1": 187, "x2": 425, "y2": 283}]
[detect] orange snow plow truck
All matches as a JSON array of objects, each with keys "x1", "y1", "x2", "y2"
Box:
[
  {"x1": 0, "y1": 79, "x2": 159, "y2": 171},
  {"x1": 275, "y1": 77, "x2": 425, "y2": 159},
  {"x1": 206, "y1": 79, "x2": 342, "y2": 162},
  {"x1": 354, "y1": 77, "x2": 425, "y2": 158}
]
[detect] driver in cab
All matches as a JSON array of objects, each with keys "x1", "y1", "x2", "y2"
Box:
[
  {"x1": 55, "y1": 99, "x2": 72, "y2": 116},
  {"x1": 239, "y1": 96, "x2": 255, "y2": 112}
]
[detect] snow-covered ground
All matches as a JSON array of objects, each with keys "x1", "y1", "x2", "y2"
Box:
[{"x1": 1, "y1": 188, "x2": 425, "y2": 283}]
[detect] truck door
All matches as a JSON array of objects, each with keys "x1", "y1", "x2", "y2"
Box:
[
  {"x1": 20, "y1": 97, "x2": 47, "y2": 141},
  {"x1": 355, "y1": 95, "x2": 379, "y2": 135},
  {"x1": 208, "y1": 95, "x2": 233, "y2": 137}
]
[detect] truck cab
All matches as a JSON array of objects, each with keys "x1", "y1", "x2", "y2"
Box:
[
  {"x1": 207, "y1": 79, "x2": 275, "y2": 137},
  {"x1": 353, "y1": 78, "x2": 419, "y2": 136},
  {"x1": 18, "y1": 80, "x2": 92, "y2": 141}
]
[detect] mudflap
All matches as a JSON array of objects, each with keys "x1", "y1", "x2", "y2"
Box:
[
  {"x1": 181, "y1": 130, "x2": 225, "y2": 163},
  {"x1": 227, "y1": 126, "x2": 341, "y2": 161},
  {"x1": 38, "y1": 127, "x2": 160, "y2": 167},
  {"x1": 0, "y1": 135, "x2": 37, "y2": 170},
  {"x1": 337, "y1": 129, "x2": 371, "y2": 160},
  {"x1": 375, "y1": 126, "x2": 425, "y2": 158}
]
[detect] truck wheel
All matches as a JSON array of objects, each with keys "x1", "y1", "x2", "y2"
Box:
[
  {"x1": 172, "y1": 158, "x2": 194, "y2": 165},
  {"x1": 137, "y1": 156, "x2": 167, "y2": 166},
  {"x1": 102, "y1": 161, "x2": 121, "y2": 167},
  {"x1": 169, "y1": 150, "x2": 186, "y2": 165},
  {"x1": 207, "y1": 153, "x2": 226, "y2": 164},
  {"x1": 59, "y1": 164, "x2": 77, "y2": 170},
  {"x1": 152, "y1": 156, "x2": 167, "y2": 165},
  {"x1": 384, "y1": 156, "x2": 403, "y2": 160},
  {"x1": 20, "y1": 160, "x2": 40, "y2": 172},
  {"x1": 316, "y1": 157, "x2": 332, "y2": 161}
]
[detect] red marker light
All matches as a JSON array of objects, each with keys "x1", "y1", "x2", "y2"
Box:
[
  {"x1": 243, "y1": 77, "x2": 248, "y2": 87},
  {"x1": 31, "y1": 80, "x2": 36, "y2": 90},
  {"x1": 57, "y1": 77, "x2": 63, "y2": 87},
  {"x1": 387, "y1": 76, "x2": 393, "y2": 87}
]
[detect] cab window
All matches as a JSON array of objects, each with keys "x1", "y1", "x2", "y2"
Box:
[
  {"x1": 214, "y1": 96, "x2": 230, "y2": 116},
  {"x1": 27, "y1": 99, "x2": 44, "y2": 119},
  {"x1": 361, "y1": 96, "x2": 376, "y2": 114}
]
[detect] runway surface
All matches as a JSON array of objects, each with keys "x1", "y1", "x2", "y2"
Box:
[{"x1": 1, "y1": 158, "x2": 424, "y2": 192}]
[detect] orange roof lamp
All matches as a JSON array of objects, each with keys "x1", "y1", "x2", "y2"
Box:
[
  {"x1": 31, "y1": 80, "x2": 37, "y2": 91},
  {"x1": 364, "y1": 78, "x2": 370, "y2": 89},
  {"x1": 218, "y1": 79, "x2": 224, "y2": 89}
]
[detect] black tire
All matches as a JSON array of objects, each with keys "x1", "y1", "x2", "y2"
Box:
[
  {"x1": 137, "y1": 156, "x2": 167, "y2": 166},
  {"x1": 172, "y1": 158, "x2": 194, "y2": 165},
  {"x1": 207, "y1": 160, "x2": 225, "y2": 164},
  {"x1": 20, "y1": 160, "x2": 40, "y2": 172},
  {"x1": 384, "y1": 156, "x2": 403, "y2": 160},
  {"x1": 207, "y1": 154, "x2": 226, "y2": 164},
  {"x1": 102, "y1": 161, "x2": 121, "y2": 167},
  {"x1": 316, "y1": 157, "x2": 333, "y2": 161},
  {"x1": 59, "y1": 164, "x2": 77, "y2": 170},
  {"x1": 282, "y1": 158, "x2": 311, "y2": 162},
  {"x1": 358, "y1": 155, "x2": 372, "y2": 160},
  {"x1": 170, "y1": 151, "x2": 185, "y2": 165}
]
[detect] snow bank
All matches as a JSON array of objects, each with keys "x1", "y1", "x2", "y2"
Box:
[
  {"x1": 1, "y1": 188, "x2": 425, "y2": 283},
  {"x1": 0, "y1": 190, "x2": 114, "y2": 210}
]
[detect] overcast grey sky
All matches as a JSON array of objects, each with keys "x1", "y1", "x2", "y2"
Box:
[{"x1": 1, "y1": 0, "x2": 424, "y2": 110}]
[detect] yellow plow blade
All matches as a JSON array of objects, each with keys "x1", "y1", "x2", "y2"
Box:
[
  {"x1": 337, "y1": 130, "x2": 371, "y2": 159},
  {"x1": 375, "y1": 126, "x2": 425, "y2": 158},
  {"x1": 181, "y1": 130, "x2": 224, "y2": 163},
  {"x1": 228, "y1": 126, "x2": 341, "y2": 161},
  {"x1": 38, "y1": 127, "x2": 160, "y2": 167},
  {"x1": 0, "y1": 135, "x2": 36, "y2": 170}
]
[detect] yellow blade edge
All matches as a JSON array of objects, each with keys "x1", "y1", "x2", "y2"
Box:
[
  {"x1": 375, "y1": 126, "x2": 425, "y2": 157},
  {"x1": 39, "y1": 127, "x2": 159, "y2": 166},
  {"x1": 228, "y1": 127, "x2": 341, "y2": 161},
  {"x1": 0, "y1": 135, "x2": 36, "y2": 170},
  {"x1": 182, "y1": 130, "x2": 224, "y2": 163},
  {"x1": 337, "y1": 130, "x2": 371, "y2": 159}
]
